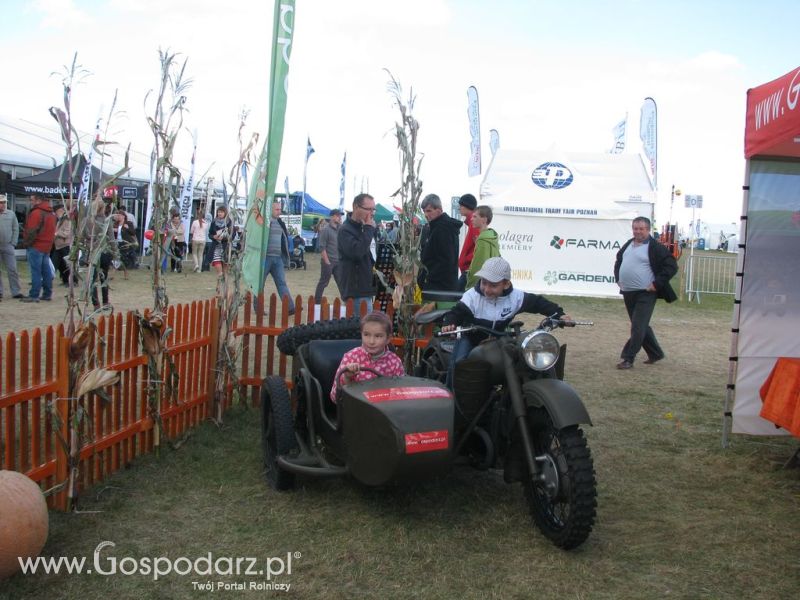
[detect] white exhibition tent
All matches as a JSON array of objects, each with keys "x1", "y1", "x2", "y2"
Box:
[
  {"x1": 725, "y1": 65, "x2": 800, "y2": 440},
  {"x1": 479, "y1": 146, "x2": 655, "y2": 298}
]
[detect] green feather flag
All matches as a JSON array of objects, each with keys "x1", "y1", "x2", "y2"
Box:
[{"x1": 243, "y1": 0, "x2": 296, "y2": 293}]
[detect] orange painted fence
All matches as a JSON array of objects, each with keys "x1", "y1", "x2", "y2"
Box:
[
  {"x1": 0, "y1": 293, "x2": 429, "y2": 510},
  {"x1": 1, "y1": 298, "x2": 221, "y2": 510}
]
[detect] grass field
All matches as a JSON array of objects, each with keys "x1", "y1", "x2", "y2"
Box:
[{"x1": 1, "y1": 263, "x2": 799, "y2": 599}]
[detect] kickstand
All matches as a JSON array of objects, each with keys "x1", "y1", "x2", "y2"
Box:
[{"x1": 783, "y1": 447, "x2": 800, "y2": 469}]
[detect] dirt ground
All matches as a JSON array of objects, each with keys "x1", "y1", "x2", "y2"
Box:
[{"x1": 0, "y1": 252, "x2": 328, "y2": 339}]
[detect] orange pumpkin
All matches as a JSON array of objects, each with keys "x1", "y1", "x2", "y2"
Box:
[{"x1": 0, "y1": 471, "x2": 49, "y2": 580}]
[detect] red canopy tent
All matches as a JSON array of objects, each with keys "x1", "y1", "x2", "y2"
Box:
[
  {"x1": 744, "y1": 66, "x2": 800, "y2": 159},
  {"x1": 725, "y1": 65, "x2": 800, "y2": 442}
]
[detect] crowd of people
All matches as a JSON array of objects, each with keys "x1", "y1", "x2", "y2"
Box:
[{"x1": 0, "y1": 190, "x2": 677, "y2": 372}]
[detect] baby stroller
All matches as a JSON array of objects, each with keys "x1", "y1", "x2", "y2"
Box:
[{"x1": 290, "y1": 235, "x2": 306, "y2": 270}]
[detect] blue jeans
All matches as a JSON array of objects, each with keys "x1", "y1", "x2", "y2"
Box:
[
  {"x1": 446, "y1": 336, "x2": 475, "y2": 390},
  {"x1": 263, "y1": 255, "x2": 295, "y2": 312},
  {"x1": 352, "y1": 296, "x2": 373, "y2": 315},
  {"x1": 26, "y1": 248, "x2": 53, "y2": 300}
]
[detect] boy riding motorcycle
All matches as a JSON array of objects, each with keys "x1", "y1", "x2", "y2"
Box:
[{"x1": 441, "y1": 257, "x2": 570, "y2": 388}]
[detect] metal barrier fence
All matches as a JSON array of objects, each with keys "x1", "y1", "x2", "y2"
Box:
[{"x1": 685, "y1": 253, "x2": 737, "y2": 302}]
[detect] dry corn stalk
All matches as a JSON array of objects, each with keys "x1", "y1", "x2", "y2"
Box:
[
  {"x1": 386, "y1": 70, "x2": 425, "y2": 372},
  {"x1": 69, "y1": 321, "x2": 95, "y2": 361},
  {"x1": 137, "y1": 308, "x2": 173, "y2": 455},
  {"x1": 75, "y1": 368, "x2": 120, "y2": 399}
]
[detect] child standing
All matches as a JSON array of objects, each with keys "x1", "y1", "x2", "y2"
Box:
[
  {"x1": 330, "y1": 311, "x2": 405, "y2": 402},
  {"x1": 465, "y1": 205, "x2": 500, "y2": 289}
]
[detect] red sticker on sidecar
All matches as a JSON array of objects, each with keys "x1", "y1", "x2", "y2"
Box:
[
  {"x1": 405, "y1": 430, "x2": 450, "y2": 454},
  {"x1": 363, "y1": 387, "x2": 451, "y2": 403}
]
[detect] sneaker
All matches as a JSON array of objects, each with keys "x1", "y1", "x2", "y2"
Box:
[
  {"x1": 643, "y1": 356, "x2": 664, "y2": 365},
  {"x1": 12, "y1": 293, "x2": 24, "y2": 299},
  {"x1": 40, "y1": 297, "x2": 52, "y2": 301},
  {"x1": 616, "y1": 360, "x2": 633, "y2": 370},
  {"x1": 20, "y1": 297, "x2": 39, "y2": 303}
]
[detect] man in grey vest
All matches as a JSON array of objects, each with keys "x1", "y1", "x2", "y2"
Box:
[
  {"x1": 314, "y1": 208, "x2": 343, "y2": 303},
  {"x1": 260, "y1": 201, "x2": 295, "y2": 315},
  {"x1": 613, "y1": 216, "x2": 678, "y2": 369}
]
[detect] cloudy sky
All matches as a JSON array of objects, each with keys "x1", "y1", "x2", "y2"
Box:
[{"x1": 3, "y1": 0, "x2": 799, "y2": 229}]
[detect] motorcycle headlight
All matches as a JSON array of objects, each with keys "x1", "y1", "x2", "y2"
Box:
[{"x1": 521, "y1": 331, "x2": 560, "y2": 371}]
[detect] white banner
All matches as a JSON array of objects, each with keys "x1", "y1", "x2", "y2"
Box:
[
  {"x1": 467, "y1": 86, "x2": 481, "y2": 177},
  {"x1": 77, "y1": 116, "x2": 102, "y2": 205},
  {"x1": 489, "y1": 129, "x2": 500, "y2": 156},
  {"x1": 610, "y1": 115, "x2": 626, "y2": 154},
  {"x1": 339, "y1": 152, "x2": 346, "y2": 211},
  {"x1": 142, "y1": 150, "x2": 156, "y2": 254},
  {"x1": 179, "y1": 143, "x2": 197, "y2": 245},
  {"x1": 490, "y1": 213, "x2": 634, "y2": 298},
  {"x1": 639, "y1": 98, "x2": 657, "y2": 187}
]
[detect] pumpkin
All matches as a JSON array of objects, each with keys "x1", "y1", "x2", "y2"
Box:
[{"x1": 0, "y1": 471, "x2": 49, "y2": 580}]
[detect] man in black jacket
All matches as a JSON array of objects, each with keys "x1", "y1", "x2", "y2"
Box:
[
  {"x1": 418, "y1": 193, "x2": 463, "y2": 291},
  {"x1": 337, "y1": 193, "x2": 377, "y2": 313},
  {"x1": 613, "y1": 216, "x2": 678, "y2": 369}
]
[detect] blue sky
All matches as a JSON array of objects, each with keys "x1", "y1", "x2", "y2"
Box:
[{"x1": 2, "y1": 0, "x2": 798, "y2": 230}]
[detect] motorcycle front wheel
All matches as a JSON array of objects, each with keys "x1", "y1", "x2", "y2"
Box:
[{"x1": 523, "y1": 411, "x2": 596, "y2": 550}]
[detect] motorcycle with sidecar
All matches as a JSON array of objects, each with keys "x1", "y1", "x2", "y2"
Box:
[{"x1": 261, "y1": 313, "x2": 597, "y2": 549}]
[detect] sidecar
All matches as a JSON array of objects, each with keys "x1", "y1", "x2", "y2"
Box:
[{"x1": 260, "y1": 339, "x2": 455, "y2": 490}]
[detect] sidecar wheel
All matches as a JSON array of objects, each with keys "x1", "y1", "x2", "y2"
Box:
[
  {"x1": 523, "y1": 413, "x2": 596, "y2": 550},
  {"x1": 260, "y1": 376, "x2": 298, "y2": 491}
]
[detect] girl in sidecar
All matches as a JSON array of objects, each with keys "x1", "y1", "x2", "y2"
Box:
[{"x1": 330, "y1": 311, "x2": 405, "y2": 402}]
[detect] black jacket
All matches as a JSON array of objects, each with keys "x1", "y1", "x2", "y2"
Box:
[
  {"x1": 337, "y1": 216, "x2": 377, "y2": 298},
  {"x1": 273, "y1": 217, "x2": 291, "y2": 267},
  {"x1": 418, "y1": 212, "x2": 463, "y2": 291},
  {"x1": 614, "y1": 236, "x2": 678, "y2": 302}
]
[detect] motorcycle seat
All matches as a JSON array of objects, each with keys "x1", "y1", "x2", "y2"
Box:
[
  {"x1": 421, "y1": 289, "x2": 463, "y2": 304},
  {"x1": 414, "y1": 308, "x2": 449, "y2": 325},
  {"x1": 306, "y1": 339, "x2": 361, "y2": 403}
]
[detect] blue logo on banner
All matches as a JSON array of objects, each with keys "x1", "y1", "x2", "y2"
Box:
[{"x1": 531, "y1": 162, "x2": 573, "y2": 189}]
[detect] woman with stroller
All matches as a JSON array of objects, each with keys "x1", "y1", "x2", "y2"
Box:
[{"x1": 167, "y1": 213, "x2": 186, "y2": 273}]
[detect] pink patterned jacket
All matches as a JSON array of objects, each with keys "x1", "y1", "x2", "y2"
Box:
[{"x1": 330, "y1": 346, "x2": 405, "y2": 402}]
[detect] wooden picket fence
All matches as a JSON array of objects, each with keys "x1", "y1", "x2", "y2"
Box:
[{"x1": 0, "y1": 292, "x2": 422, "y2": 510}]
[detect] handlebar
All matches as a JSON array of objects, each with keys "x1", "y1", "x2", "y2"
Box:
[
  {"x1": 540, "y1": 317, "x2": 594, "y2": 329},
  {"x1": 435, "y1": 323, "x2": 510, "y2": 338},
  {"x1": 436, "y1": 316, "x2": 594, "y2": 337}
]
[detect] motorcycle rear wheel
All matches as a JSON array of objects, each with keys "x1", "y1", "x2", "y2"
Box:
[
  {"x1": 523, "y1": 412, "x2": 596, "y2": 550},
  {"x1": 260, "y1": 376, "x2": 298, "y2": 491}
]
